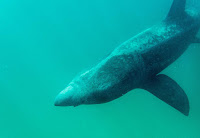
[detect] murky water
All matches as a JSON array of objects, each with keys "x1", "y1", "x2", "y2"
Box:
[{"x1": 0, "y1": 0, "x2": 200, "y2": 137}]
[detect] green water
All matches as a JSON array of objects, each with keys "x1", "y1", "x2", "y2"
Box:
[{"x1": 0, "y1": 0, "x2": 200, "y2": 137}]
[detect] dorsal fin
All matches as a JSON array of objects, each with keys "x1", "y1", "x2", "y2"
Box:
[{"x1": 166, "y1": 0, "x2": 186, "y2": 19}]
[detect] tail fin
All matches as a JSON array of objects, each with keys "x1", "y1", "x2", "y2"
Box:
[{"x1": 166, "y1": 0, "x2": 186, "y2": 19}]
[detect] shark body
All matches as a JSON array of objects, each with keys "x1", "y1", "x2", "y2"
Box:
[{"x1": 55, "y1": 0, "x2": 200, "y2": 116}]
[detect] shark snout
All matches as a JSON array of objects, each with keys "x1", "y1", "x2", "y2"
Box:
[
  {"x1": 54, "y1": 92, "x2": 81, "y2": 107},
  {"x1": 54, "y1": 93, "x2": 67, "y2": 106},
  {"x1": 54, "y1": 85, "x2": 82, "y2": 106}
]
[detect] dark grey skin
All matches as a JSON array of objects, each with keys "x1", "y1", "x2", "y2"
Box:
[{"x1": 55, "y1": 0, "x2": 200, "y2": 116}]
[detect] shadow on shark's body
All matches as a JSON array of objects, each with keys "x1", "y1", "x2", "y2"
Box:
[{"x1": 54, "y1": 0, "x2": 200, "y2": 116}]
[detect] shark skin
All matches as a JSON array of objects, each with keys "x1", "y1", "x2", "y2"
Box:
[{"x1": 54, "y1": 0, "x2": 200, "y2": 116}]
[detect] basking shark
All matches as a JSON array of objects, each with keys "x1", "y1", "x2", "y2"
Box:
[{"x1": 54, "y1": 0, "x2": 200, "y2": 116}]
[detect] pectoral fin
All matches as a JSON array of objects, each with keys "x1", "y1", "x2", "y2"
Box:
[{"x1": 141, "y1": 74, "x2": 189, "y2": 116}]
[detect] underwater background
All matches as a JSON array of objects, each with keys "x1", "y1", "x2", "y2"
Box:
[{"x1": 0, "y1": 0, "x2": 200, "y2": 137}]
